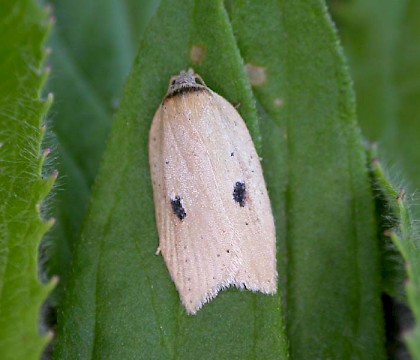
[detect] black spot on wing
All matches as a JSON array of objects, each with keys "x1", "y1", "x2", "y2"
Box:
[
  {"x1": 233, "y1": 181, "x2": 246, "y2": 207},
  {"x1": 170, "y1": 195, "x2": 186, "y2": 220}
]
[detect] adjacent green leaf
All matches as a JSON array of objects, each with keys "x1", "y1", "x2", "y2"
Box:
[
  {"x1": 368, "y1": 151, "x2": 406, "y2": 300},
  {"x1": 54, "y1": 0, "x2": 287, "y2": 359},
  {"x1": 369, "y1": 147, "x2": 420, "y2": 359},
  {"x1": 0, "y1": 1, "x2": 55, "y2": 359},
  {"x1": 228, "y1": 0, "x2": 385, "y2": 358}
]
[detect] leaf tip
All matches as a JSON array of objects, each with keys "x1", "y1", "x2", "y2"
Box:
[
  {"x1": 46, "y1": 92, "x2": 54, "y2": 105},
  {"x1": 51, "y1": 169, "x2": 59, "y2": 180},
  {"x1": 46, "y1": 217, "x2": 56, "y2": 230},
  {"x1": 47, "y1": 275, "x2": 59, "y2": 291},
  {"x1": 42, "y1": 147, "x2": 51, "y2": 160}
]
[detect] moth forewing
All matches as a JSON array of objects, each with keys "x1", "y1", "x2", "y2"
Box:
[{"x1": 148, "y1": 70, "x2": 277, "y2": 315}]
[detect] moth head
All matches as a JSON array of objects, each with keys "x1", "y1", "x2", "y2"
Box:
[{"x1": 166, "y1": 69, "x2": 206, "y2": 98}]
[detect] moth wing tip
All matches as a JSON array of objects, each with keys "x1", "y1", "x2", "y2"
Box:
[
  {"x1": 182, "y1": 295, "x2": 210, "y2": 316},
  {"x1": 234, "y1": 273, "x2": 278, "y2": 295},
  {"x1": 181, "y1": 276, "x2": 238, "y2": 315},
  {"x1": 185, "y1": 305, "x2": 198, "y2": 316},
  {"x1": 181, "y1": 274, "x2": 279, "y2": 315},
  {"x1": 263, "y1": 283, "x2": 278, "y2": 295}
]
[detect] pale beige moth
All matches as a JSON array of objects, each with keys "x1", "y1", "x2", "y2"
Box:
[{"x1": 149, "y1": 70, "x2": 277, "y2": 315}]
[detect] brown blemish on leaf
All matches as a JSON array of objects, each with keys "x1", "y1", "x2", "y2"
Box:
[
  {"x1": 190, "y1": 45, "x2": 206, "y2": 64},
  {"x1": 244, "y1": 63, "x2": 266, "y2": 86},
  {"x1": 274, "y1": 98, "x2": 284, "y2": 108}
]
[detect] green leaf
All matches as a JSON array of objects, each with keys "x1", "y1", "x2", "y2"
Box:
[
  {"x1": 0, "y1": 1, "x2": 55, "y2": 359},
  {"x1": 228, "y1": 0, "x2": 385, "y2": 358},
  {"x1": 44, "y1": 0, "x2": 159, "y2": 287},
  {"x1": 369, "y1": 146, "x2": 420, "y2": 359},
  {"x1": 54, "y1": 0, "x2": 287, "y2": 359}
]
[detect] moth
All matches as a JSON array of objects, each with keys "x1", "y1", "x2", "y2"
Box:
[{"x1": 149, "y1": 69, "x2": 277, "y2": 314}]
